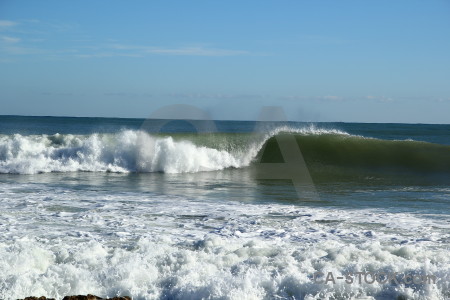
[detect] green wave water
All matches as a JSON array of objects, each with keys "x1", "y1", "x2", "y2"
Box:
[{"x1": 259, "y1": 133, "x2": 450, "y2": 173}]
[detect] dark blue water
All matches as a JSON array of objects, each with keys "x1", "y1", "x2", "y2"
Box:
[{"x1": 1, "y1": 115, "x2": 449, "y2": 145}]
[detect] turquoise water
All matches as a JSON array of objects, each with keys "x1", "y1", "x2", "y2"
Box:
[{"x1": 0, "y1": 116, "x2": 449, "y2": 299}]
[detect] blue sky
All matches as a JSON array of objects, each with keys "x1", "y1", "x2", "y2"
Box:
[{"x1": 1, "y1": 0, "x2": 450, "y2": 123}]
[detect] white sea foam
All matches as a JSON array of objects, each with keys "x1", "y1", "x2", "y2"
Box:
[
  {"x1": 0, "y1": 182, "x2": 449, "y2": 299},
  {"x1": 0, "y1": 131, "x2": 245, "y2": 174},
  {"x1": 0, "y1": 127, "x2": 352, "y2": 175},
  {"x1": 260, "y1": 124, "x2": 351, "y2": 137}
]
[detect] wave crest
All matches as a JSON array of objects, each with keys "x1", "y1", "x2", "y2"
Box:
[
  {"x1": 0, "y1": 131, "x2": 252, "y2": 174},
  {"x1": 2, "y1": 126, "x2": 448, "y2": 175}
]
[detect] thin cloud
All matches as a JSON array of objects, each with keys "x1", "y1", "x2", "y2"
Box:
[
  {"x1": 104, "y1": 92, "x2": 152, "y2": 98},
  {"x1": 76, "y1": 52, "x2": 143, "y2": 58},
  {"x1": 397, "y1": 96, "x2": 450, "y2": 103},
  {"x1": 280, "y1": 95, "x2": 345, "y2": 101},
  {"x1": 365, "y1": 95, "x2": 394, "y2": 102},
  {"x1": 110, "y1": 44, "x2": 249, "y2": 57},
  {"x1": 1, "y1": 36, "x2": 20, "y2": 43},
  {"x1": 165, "y1": 92, "x2": 267, "y2": 100},
  {"x1": 0, "y1": 19, "x2": 250, "y2": 61},
  {"x1": 280, "y1": 95, "x2": 397, "y2": 103},
  {"x1": 0, "y1": 20, "x2": 17, "y2": 29},
  {"x1": 0, "y1": 45, "x2": 43, "y2": 55},
  {"x1": 145, "y1": 46, "x2": 248, "y2": 56}
]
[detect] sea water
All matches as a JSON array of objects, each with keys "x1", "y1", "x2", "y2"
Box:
[{"x1": 0, "y1": 116, "x2": 449, "y2": 299}]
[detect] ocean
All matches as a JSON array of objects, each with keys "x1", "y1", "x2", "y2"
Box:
[{"x1": 0, "y1": 115, "x2": 449, "y2": 299}]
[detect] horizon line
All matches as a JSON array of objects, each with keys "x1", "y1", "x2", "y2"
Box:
[{"x1": 0, "y1": 114, "x2": 449, "y2": 125}]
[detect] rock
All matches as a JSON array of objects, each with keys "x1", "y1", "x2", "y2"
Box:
[{"x1": 62, "y1": 295, "x2": 102, "y2": 300}]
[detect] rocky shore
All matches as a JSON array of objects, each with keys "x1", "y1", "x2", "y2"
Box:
[{"x1": 18, "y1": 295, "x2": 131, "y2": 300}]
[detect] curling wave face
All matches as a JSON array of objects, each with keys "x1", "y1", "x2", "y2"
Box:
[{"x1": 259, "y1": 132, "x2": 450, "y2": 174}]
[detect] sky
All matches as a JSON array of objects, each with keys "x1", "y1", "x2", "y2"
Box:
[{"x1": 1, "y1": 0, "x2": 450, "y2": 123}]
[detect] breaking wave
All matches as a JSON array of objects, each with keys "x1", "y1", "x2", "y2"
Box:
[{"x1": 0, "y1": 126, "x2": 449, "y2": 175}]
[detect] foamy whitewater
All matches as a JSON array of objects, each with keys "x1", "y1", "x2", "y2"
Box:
[
  {"x1": 0, "y1": 117, "x2": 449, "y2": 299},
  {"x1": 1, "y1": 182, "x2": 449, "y2": 299},
  {"x1": 0, "y1": 131, "x2": 245, "y2": 174}
]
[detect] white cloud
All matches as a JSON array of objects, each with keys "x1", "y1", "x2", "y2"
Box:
[
  {"x1": 280, "y1": 95, "x2": 345, "y2": 101},
  {"x1": 0, "y1": 45, "x2": 40, "y2": 55},
  {"x1": 0, "y1": 20, "x2": 17, "y2": 29},
  {"x1": 165, "y1": 92, "x2": 267, "y2": 100},
  {"x1": 280, "y1": 95, "x2": 399, "y2": 103},
  {"x1": 365, "y1": 95, "x2": 394, "y2": 102},
  {"x1": 0, "y1": 19, "x2": 250, "y2": 60},
  {"x1": 110, "y1": 44, "x2": 249, "y2": 57},
  {"x1": 1, "y1": 36, "x2": 20, "y2": 44},
  {"x1": 145, "y1": 46, "x2": 248, "y2": 56}
]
